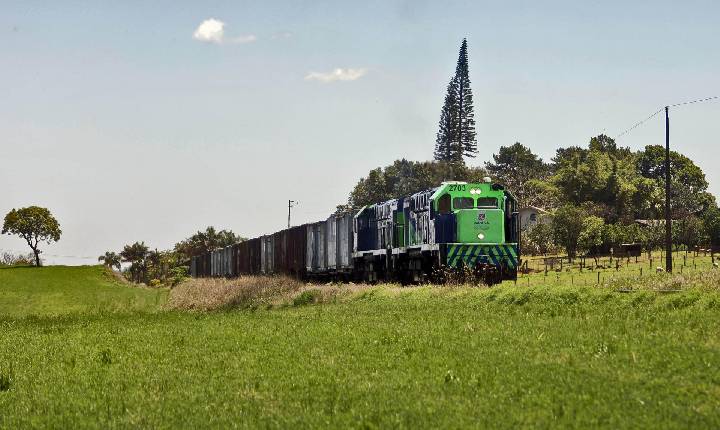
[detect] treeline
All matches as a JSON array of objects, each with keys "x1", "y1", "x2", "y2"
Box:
[
  {"x1": 99, "y1": 227, "x2": 245, "y2": 286},
  {"x1": 345, "y1": 134, "x2": 720, "y2": 255},
  {"x1": 526, "y1": 207, "x2": 720, "y2": 259}
]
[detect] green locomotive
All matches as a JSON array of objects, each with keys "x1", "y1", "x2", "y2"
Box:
[{"x1": 353, "y1": 179, "x2": 520, "y2": 284}]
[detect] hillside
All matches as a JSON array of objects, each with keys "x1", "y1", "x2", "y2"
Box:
[{"x1": 0, "y1": 265, "x2": 167, "y2": 317}]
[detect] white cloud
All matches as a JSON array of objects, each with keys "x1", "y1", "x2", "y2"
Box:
[
  {"x1": 192, "y1": 18, "x2": 256, "y2": 45},
  {"x1": 304, "y1": 68, "x2": 368, "y2": 83},
  {"x1": 193, "y1": 18, "x2": 225, "y2": 44}
]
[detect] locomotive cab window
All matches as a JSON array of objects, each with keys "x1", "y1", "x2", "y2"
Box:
[
  {"x1": 453, "y1": 197, "x2": 474, "y2": 210},
  {"x1": 438, "y1": 194, "x2": 451, "y2": 214},
  {"x1": 476, "y1": 197, "x2": 498, "y2": 208}
]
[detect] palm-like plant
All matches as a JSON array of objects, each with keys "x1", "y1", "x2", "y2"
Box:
[
  {"x1": 120, "y1": 241, "x2": 149, "y2": 283},
  {"x1": 98, "y1": 251, "x2": 121, "y2": 271}
]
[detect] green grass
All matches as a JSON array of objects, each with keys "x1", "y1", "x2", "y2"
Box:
[
  {"x1": 0, "y1": 265, "x2": 167, "y2": 317},
  {"x1": 1, "y1": 267, "x2": 719, "y2": 428},
  {"x1": 510, "y1": 250, "x2": 718, "y2": 288}
]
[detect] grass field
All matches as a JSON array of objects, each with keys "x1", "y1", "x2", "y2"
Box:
[
  {"x1": 0, "y1": 265, "x2": 167, "y2": 317},
  {"x1": 510, "y1": 250, "x2": 718, "y2": 288},
  {"x1": 1, "y1": 266, "x2": 719, "y2": 428}
]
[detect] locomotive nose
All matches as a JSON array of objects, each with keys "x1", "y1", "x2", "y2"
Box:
[{"x1": 455, "y1": 208, "x2": 504, "y2": 243}]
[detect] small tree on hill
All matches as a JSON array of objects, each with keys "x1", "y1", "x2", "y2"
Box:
[
  {"x1": 98, "y1": 251, "x2": 121, "y2": 271},
  {"x1": 120, "y1": 241, "x2": 149, "y2": 283},
  {"x1": 2, "y1": 206, "x2": 61, "y2": 267}
]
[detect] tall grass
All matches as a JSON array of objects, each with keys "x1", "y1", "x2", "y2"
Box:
[{"x1": 166, "y1": 276, "x2": 419, "y2": 311}]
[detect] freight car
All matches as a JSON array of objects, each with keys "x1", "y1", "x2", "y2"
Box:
[{"x1": 190, "y1": 179, "x2": 520, "y2": 285}]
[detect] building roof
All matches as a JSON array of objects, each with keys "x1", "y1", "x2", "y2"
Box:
[{"x1": 519, "y1": 206, "x2": 550, "y2": 214}]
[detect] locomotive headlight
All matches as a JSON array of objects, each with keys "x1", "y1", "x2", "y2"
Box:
[
  {"x1": 477, "y1": 233, "x2": 485, "y2": 240},
  {"x1": 470, "y1": 188, "x2": 481, "y2": 194}
]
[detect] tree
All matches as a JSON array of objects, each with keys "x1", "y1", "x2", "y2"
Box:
[
  {"x1": 523, "y1": 215, "x2": 555, "y2": 255},
  {"x1": 434, "y1": 38, "x2": 477, "y2": 163},
  {"x1": 434, "y1": 80, "x2": 460, "y2": 163},
  {"x1": 120, "y1": 241, "x2": 149, "y2": 283},
  {"x1": 578, "y1": 216, "x2": 605, "y2": 257},
  {"x1": 675, "y1": 216, "x2": 707, "y2": 250},
  {"x1": 485, "y1": 142, "x2": 549, "y2": 207},
  {"x1": 550, "y1": 135, "x2": 650, "y2": 223},
  {"x1": 174, "y1": 227, "x2": 244, "y2": 261},
  {"x1": 703, "y1": 205, "x2": 720, "y2": 247},
  {"x1": 636, "y1": 145, "x2": 711, "y2": 218},
  {"x1": 552, "y1": 205, "x2": 586, "y2": 259},
  {"x1": 2, "y1": 206, "x2": 61, "y2": 267},
  {"x1": 347, "y1": 159, "x2": 487, "y2": 208},
  {"x1": 98, "y1": 251, "x2": 121, "y2": 271}
]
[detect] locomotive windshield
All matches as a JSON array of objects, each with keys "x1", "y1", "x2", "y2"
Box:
[
  {"x1": 453, "y1": 197, "x2": 474, "y2": 209},
  {"x1": 476, "y1": 197, "x2": 498, "y2": 208}
]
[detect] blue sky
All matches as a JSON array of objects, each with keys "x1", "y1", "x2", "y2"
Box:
[{"x1": 1, "y1": 1, "x2": 719, "y2": 265}]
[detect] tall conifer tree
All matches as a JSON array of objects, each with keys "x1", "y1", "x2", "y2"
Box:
[
  {"x1": 434, "y1": 38, "x2": 477, "y2": 163},
  {"x1": 434, "y1": 78, "x2": 460, "y2": 163}
]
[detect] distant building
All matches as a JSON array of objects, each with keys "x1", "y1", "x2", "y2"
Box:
[{"x1": 519, "y1": 206, "x2": 550, "y2": 230}]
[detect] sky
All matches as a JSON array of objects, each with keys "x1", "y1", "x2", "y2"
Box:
[{"x1": 1, "y1": 0, "x2": 719, "y2": 265}]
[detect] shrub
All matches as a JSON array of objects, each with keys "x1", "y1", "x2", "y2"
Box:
[
  {"x1": 293, "y1": 289, "x2": 323, "y2": 306},
  {"x1": 0, "y1": 368, "x2": 13, "y2": 391},
  {"x1": 0, "y1": 251, "x2": 35, "y2": 267}
]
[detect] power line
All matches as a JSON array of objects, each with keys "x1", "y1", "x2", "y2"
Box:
[
  {"x1": 614, "y1": 95, "x2": 718, "y2": 140},
  {"x1": 0, "y1": 248, "x2": 96, "y2": 259},
  {"x1": 615, "y1": 108, "x2": 663, "y2": 139},
  {"x1": 669, "y1": 95, "x2": 718, "y2": 108}
]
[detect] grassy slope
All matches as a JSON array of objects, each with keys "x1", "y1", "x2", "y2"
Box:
[
  {"x1": 0, "y1": 266, "x2": 167, "y2": 317},
  {"x1": 1, "y1": 268, "x2": 719, "y2": 428}
]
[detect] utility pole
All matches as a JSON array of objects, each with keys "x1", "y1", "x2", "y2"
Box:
[
  {"x1": 288, "y1": 200, "x2": 298, "y2": 228},
  {"x1": 665, "y1": 106, "x2": 672, "y2": 273}
]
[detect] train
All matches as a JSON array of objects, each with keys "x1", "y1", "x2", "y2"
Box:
[{"x1": 190, "y1": 179, "x2": 520, "y2": 285}]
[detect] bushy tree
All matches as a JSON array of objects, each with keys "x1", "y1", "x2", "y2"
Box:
[
  {"x1": 145, "y1": 249, "x2": 186, "y2": 286},
  {"x1": 485, "y1": 142, "x2": 549, "y2": 208},
  {"x1": 675, "y1": 216, "x2": 707, "y2": 250},
  {"x1": 636, "y1": 145, "x2": 712, "y2": 218},
  {"x1": 98, "y1": 251, "x2": 121, "y2": 271},
  {"x1": 434, "y1": 38, "x2": 477, "y2": 163},
  {"x1": 2, "y1": 206, "x2": 61, "y2": 267},
  {"x1": 550, "y1": 136, "x2": 648, "y2": 223},
  {"x1": 348, "y1": 159, "x2": 487, "y2": 208},
  {"x1": 522, "y1": 215, "x2": 555, "y2": 255},
  {"x1": 552, "y1": 205, "x2": 587, "y2": 259},
  {"x1": 703, "y1": 205, "x2": 720, "y2": 247},
  {"x1": 643, "y1": 221, "x2": 666, "y2": 255},
  {"x1": 578, "y1": 216, "x2": 605, "y2": 257},
  {"x1": 174, "y1": 227, "x2": 244, "y2": 261},
  {"x1": 120, "y1": 241, "x2": 149, "y2": 283}
]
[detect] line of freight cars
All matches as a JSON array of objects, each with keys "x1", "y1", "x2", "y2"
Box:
[
  {"x1": 190, "y1": 180, "x2": 521, "y2": 284},
  {"x1": 190, "y1": 214, "x2": 355, "y2": 280}
]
